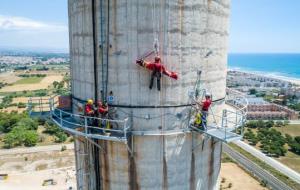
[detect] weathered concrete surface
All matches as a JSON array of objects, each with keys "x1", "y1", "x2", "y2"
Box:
[{"x1": 69, "y1": 0, "x2": 230, "y2": 189}]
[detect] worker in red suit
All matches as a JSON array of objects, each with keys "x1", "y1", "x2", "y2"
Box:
[
  {"x1": 136, "y1": 56, "x2": 178, "y2": 91},
  {"x1": 97, "y1": 100, "x2": 111, "y2": 133},
  {"x1": 85, "y1": 99, "x2": 95, "y2": 126},
  {"x1": 85, "y1": 99, "x2": 95, "y2": 116},
  {"x1": 198, "y1": 93, "x2": 212, "y2": 130},
  {"x1": 97, "y1": 101, "x2": 108, "y2": 117}
]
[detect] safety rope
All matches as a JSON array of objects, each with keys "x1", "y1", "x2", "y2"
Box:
[{"x1": 99, "y1": 0, "x2": 104, "y2": 101}]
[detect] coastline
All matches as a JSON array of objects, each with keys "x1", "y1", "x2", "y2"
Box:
[{"x1": 229, "y1": 68, "x2": 300, "y2": 86}]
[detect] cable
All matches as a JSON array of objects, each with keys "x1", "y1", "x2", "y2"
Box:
[{"x1": 71, "y1": 95, "x2": 225, "y2": 108}]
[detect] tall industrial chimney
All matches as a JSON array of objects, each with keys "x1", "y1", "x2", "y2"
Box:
[{"x1": 68, "y1": 0, "x2": 230, "y2": 189}]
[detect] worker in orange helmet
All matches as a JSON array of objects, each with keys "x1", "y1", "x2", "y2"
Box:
[{"x1": 136, "y1": 55, "x2": 178, "y2": 91}]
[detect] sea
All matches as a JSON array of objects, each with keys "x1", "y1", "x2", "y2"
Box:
[{"x1": 228, "y1": 53, "x2": 300, "y2": 81}]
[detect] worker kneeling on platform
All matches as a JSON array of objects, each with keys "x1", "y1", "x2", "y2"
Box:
[{"x1": 197, "y1": 93, "x2": 212, "y2": 131}]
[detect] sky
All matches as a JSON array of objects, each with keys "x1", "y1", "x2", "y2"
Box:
[
  {"x1": 0, "y1": 0, "x2": 68, "y2": 52},
  {"x1": 0, "y1": 0, "x2": 299, "y2": 53},
  {"x1": 230, "y1": 0, "x2": 300, "y2": 53}
]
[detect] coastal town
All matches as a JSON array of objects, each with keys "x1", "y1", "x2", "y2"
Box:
[{"x1": 228, "y1": 70, "x2": 300, "y2": 120}]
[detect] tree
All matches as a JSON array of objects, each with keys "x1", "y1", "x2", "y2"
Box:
[
  {"x1": 246, "y1": 121, "x2": 259, "y2": 129},
  {"x1": 17, "y1": 118, "x2": 38, "y2": 130},
  {"x1": 55, "y1": 132, "x2": 67, "y2": 143},
  {"x1": 275, "y1": 121, "x2": 284, "y2": 127},
  {"x1": 53, "y1": 81, "x2": 59, "y2": 88},
  {"x1": 265, "y1": 120, "x2": 274, "y2": 128},
  {"x1": 257, "y1": 120, "x2": 265, "y2": 128},
  {"x1": 249, "y1": 88, "x2": 257, "y2": 95},
  {"x1": 285, "y1": 134, "x2": 293, "y2": 144},
  {"x1": 283, "y1": 120, "x2": 290, "y2": 126},
  {"x1": 23, "y1": 130, "x2": 39, "y2": 147},
  {"x1": 295, "y1": 136, "x2": 300, "y2": 144}
]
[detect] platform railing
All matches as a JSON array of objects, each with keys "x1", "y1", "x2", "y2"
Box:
[
  {"x1": 27, "y1": 95, "x2": 59, "y2": 115},
  {"x1": 48, "y1": 97, "x2": 129, "y2": 142},
  {"x1": 190, "y1": 88, "x2": 248, "y2": 142}
]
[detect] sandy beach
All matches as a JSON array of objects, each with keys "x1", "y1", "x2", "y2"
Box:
[{"x1": 229, "y1": 69, "x2": 300, "y2": 86}]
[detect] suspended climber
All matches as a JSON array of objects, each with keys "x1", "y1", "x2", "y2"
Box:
[{"x1": 136, "y1": 55, "x2": 178, "y2": 91}]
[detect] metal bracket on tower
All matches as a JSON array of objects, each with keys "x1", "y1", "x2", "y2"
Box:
[{"x1": 85, "y1": 137, "x2": 105, "y2": 153}]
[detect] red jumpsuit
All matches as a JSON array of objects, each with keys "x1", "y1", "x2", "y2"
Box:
[
  {"x1": 98, "y1": 105, "x2": 108, "y2": 116},
  {"x1": 85, "y1": 104, "x2": 94, "y2": 116},
  {"x1": 137, "y1": 57, "x2": 178, "y2": 91}
]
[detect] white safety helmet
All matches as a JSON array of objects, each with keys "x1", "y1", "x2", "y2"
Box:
[{"x1": 205, "y1": 92, "x2": 211, "y2": 98}]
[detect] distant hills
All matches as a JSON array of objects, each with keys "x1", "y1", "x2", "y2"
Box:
[{"x1": 0, "y1": 47, "x2": 69, "y2": 58}]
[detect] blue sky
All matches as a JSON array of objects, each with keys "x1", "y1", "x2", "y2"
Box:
[
  {"x1": 230, "y1": 0, "x2": 300, "y2": 53},
  {"x1": 0, "y1": 0, "x2": 299, "y2": 53}
]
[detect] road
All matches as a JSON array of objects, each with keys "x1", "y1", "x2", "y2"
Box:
[
  {"x1": 0, "y1": 143, "x2": 74, "y2": 156},
  {"x1": 234, "y1": 140, "x2": 300, "y2": 184},
  {"x1": 223, "y1": 144, "x2": 294, "y2": 190}
]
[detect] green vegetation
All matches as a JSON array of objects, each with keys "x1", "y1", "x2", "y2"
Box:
[
  {"x1": 0, "y1": 113, "x2": 39, "y2": 148},
  {"x1": 285, "y1": 134, "x2": 300, "y2": 155},
  {"x1": 52, "y1": 74, "x2": 70, "y2": 95},
  {"x1": 249, "y1": 88, "x2": 257, "y2": 95},
  {"x1": 221, "y1": 153, "x2": 235, "y2": 163},
  {"x1": 0, "y1": 90, "x2": 48, "y2": 109},
  {"x1": 43, "y1": 121, "x2": 68, "y2": 143},
  {"x1": 36, "y1": 66, "x2": 49, "y2": 71},
  {"x1": 0, "y1": 112, "x2": 68, "y2": 148},
  {"x1": 14, "y1": 77, "x2": 44, "y2": 85},
  {"x1": 0, "y1": 82, "x2": 7, "y2": 89},
  {"x1": 229, "y1": 143, "x2": 300, "y2": 190},
  {"x1": 243, "y1": 120, "x2": 294, "y2": 157},
  {"x1": 289, "y1": 103, "x2": 300, "y2": 111},
  {"x1": 0, "y1": 95, "x2": 13, "y2": 109},
  {"x1": 257, "y1": 128, "x2": 287, "y2": 157},
  {"x1": 17, "y1": 74, "x2": 46, "y2": 78}
]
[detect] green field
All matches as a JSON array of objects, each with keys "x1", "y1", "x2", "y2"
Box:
[
  {"x1": 14, "y1": 77, "x2": 44, "y2": 85},
  {"x1": 274, "y1": 124, "x2": 300, "y2": 137},
  {"x1": 276, "y1": 151, "x2": 300, "y2": 173},
  {"x1": 245, "y1": 124, "x2": 300, "y2": 174}
]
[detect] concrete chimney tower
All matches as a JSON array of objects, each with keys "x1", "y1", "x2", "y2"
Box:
[{"x1": 67, "y1": 0, "x2": 231, "y2": 189}]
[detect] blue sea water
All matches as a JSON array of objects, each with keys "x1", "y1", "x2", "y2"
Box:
[{"x1": 228, "y1": 54, "x2": 300, "y2": 80}]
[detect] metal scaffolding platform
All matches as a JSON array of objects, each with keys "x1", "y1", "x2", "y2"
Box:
[
  {"x1": 27, "y1": 88, "x2": 247, "y2": 144},
  {"x1": 188, "y1": 88, "x2": 248, "y2": 143},
  {"x1": 51, "y1": 108, "x2": 130, "y2": 143}
]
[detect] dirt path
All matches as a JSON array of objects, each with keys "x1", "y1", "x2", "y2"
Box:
[
  {"x1": 220, "y1": 163, "x2": 268, "y2": 190},
  {"x1": 0, "y1": 143, "x2": 74, "y2": 156}
]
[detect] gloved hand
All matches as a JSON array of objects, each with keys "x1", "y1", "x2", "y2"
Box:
[
  {"x1": 170, "y1": 72, "x2": 178, "y2": 80},
  {"x1": 136, "y1": 59, "x2": 144, "y2": 66}
]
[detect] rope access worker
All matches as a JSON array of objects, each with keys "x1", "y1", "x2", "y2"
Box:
[
  {"x1": 197, "y1": 93, "x2": 212, "y2": 131},
  {"x1": 194, "y1": 112, "x2": 202, "y2": 129},
  {"x1": 98, "y1": 101, "x2": 108, "y2": 117},
  {"x1": 136, "y1": 56, "x2": 178, "y2": 91},
  {"x1": 97, "y1": 100, "x2": 111, "y2": 134},
  {"x1": 85, "y1": 99, "x2": 96, "y2": 125}
]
